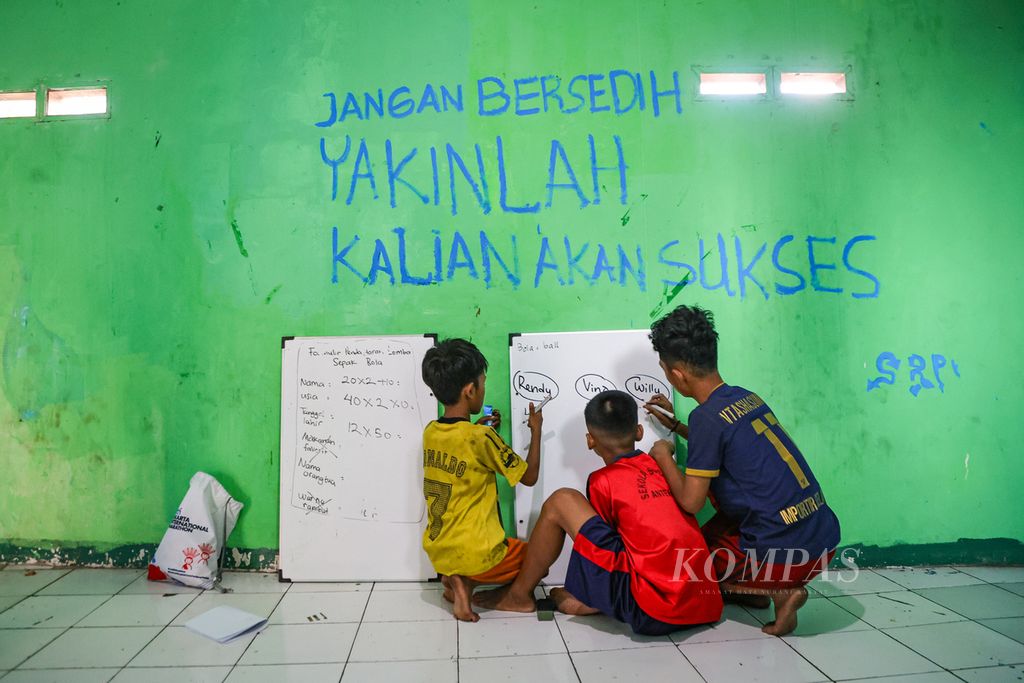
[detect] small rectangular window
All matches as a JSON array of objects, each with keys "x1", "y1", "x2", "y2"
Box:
[
  {"x1": 780, "y1": 72, "x2": 847, "y2": 95},
  {"x1": 45, "y1": 87, "x2": 108, "y2": 116},
  {"x1": 699, "y1": 73, "x2": 767, "y2": 96},
  {"x1": 0, "y1": 91, "x2": 37, "y2": 119}
]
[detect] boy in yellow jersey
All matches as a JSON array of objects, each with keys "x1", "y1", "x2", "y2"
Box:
[{"x1": 421, "y1": 338, "x2": 542, "y2": 622}]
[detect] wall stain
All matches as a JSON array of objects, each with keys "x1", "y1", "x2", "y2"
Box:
[
  {"x1": 619, "y1": 195, "x2": 648, "y2": 228},
  {"x1": 229, "y1": 219, "x2": 249, "y2": 258},
  {"x1": 264, "y1": 284, "x2": 283, "y2": 304},
  {"x1": 3, "y1": 304, "x2": 84, "y2": 417},
  {"x1": 649, "y1": 272, "x2": 691, "y2": 319}
]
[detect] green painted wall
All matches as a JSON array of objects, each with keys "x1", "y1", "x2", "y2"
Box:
[{"x1": 1, "y1": 0, "x2": 1022, "y2": 567}]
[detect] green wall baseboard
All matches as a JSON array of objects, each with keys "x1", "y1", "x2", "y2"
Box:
[
  {"x1": 3, "y1": 538, "x2": 1022, "y2": 572},
  {"x1": 0, "y1": 541, "x2": 277, "y2": 571},
  {"x1": 842, "y1": 538, "x2": 1024, "y2": 568}
]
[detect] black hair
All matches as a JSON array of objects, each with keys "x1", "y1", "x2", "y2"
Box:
[
  {"x1": 584, "y1": 390, "x2": 639, "y2": 439},
  {"x1": 421, "y1": 338, "x2": 489, "y2": 406},
  {"x1": 649, "y1": 305, "x2": 719, "y2": 375}
]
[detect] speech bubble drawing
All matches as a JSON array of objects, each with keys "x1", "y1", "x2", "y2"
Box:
[
  {"x1": 575, "y1": 373, "x2": 617, "y2": 399},
  {"x1": 624, "y1": 374, "x2": 670, "y2": 401},
  {"x1": 513, "y1": 370, "x2": 559, "y2": 401}
]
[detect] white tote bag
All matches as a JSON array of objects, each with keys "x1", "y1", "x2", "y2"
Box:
[{"x1": 148, "y1": 472, "x2": 243, "y2": 589}]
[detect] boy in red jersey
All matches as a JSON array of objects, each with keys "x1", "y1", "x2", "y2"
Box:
[{"x1": 475, "y1": 390, "x2": 722, "y2": 634}]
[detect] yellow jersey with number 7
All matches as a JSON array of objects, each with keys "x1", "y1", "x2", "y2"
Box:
[{"x1": 421, "y1": 417, "x2": 526, "y2": 576}]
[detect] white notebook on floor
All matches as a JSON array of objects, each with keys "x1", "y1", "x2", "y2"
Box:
[{"x1": 184, "y1": 606, "x2": 268, "y2": 643}]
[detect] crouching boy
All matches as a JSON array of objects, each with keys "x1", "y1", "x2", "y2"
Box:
[{"x1": 420, "y1": 338, "x2": 542, "y2": 622}]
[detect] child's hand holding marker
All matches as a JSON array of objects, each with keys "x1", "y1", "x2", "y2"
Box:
[
  {"x1": 643, "y1": 393, "x2": 687, "y2": 438},
  {"x1": 523, "y1": 393, "x2": 551, "y2": 431}
]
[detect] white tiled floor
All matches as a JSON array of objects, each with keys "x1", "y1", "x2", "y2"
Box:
[{"x1": 1, "y1": 566, "x2": 1023, "y2": 682}]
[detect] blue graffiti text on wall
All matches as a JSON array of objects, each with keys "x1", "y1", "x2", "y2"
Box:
[
  {"x1": 867, "y1": 352, "x2": 961, "y2": 396},
  {"x1": 331, "y1": 227, "x2": 880, "y2": 300},
  {"x1": 476, "y1": 70, "x2": 682, "y2": 118},
  {"x1": 659, "y1": 234, "x2": 879, "y2": 299},
  {"x1": 319, "y1": 134, "x2": 628, "y2": 214},
  {"x1": 314, "y1": 70, "x2": 683, "y2": 125}
]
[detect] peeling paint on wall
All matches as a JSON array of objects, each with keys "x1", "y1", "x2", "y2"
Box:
[{"x1": 0, "y1": 542, "x2": 279, "y2": 570}]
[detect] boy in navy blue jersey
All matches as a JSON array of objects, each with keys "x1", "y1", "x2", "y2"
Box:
[{"x1": 644, "y1": 305, "x2": 841, "y2": 636}]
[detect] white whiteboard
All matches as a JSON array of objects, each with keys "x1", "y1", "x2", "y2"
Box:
[
  {"x1": 279, "y1": 335, "x2": 436, "y2": 581},
  {"x1": 510, "y1": 330, "x2": 671, "y2": 584}
]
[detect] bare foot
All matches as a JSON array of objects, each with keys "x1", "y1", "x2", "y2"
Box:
[
  {"x1": 440, "y1": 576, "x2": 454, "y2": 604},
  {"x1": 762, "y1": 587, "x2": 808, "y2": 636},
  {"x1": 473, "y1": 584, "x2": 536, "y2": 613},
  {"x1": 448, "y1": 575, "x2": 479, "y2": 622},
  {"x1": 549, "y1": 587, "x2": 600, "y2": 616},
  {"x1": 723, "y1": 591, "x2": 771, "y2": 609}
]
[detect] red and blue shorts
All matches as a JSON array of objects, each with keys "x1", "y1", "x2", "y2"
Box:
[
  {"x1": 564, "y1": 515, "x2": 687, "y2": 636},
  {"x1": 702, "y1": 513, "x2": 834, "y2": 591}
]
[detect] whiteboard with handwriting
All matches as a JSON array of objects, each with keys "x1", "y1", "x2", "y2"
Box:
[
  {"x1": 510, "y1": 330, "x2": 671, "y2": 584},
  {"x1": 279, "y1": 335, "x2": 436, "y2": 581}
]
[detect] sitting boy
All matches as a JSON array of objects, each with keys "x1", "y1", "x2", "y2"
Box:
[
  {"x1": 644, "y1": 304, "x2": 841, "y2": 636},
  {"x1": 420, "y1": 338, "x2": 542, "y2": 622},
  {"x1": 475, "y1": 390, "x2": 723, "y2": 635}
]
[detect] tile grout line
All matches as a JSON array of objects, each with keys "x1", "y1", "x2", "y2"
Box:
[
  {"x1": 118, "y1": 572, "x2": 285, "y2": 675},
  {"x1": 823, "y1": 589, "x2": 966, "y2": 629},
  {"x1": 774, "y1": 629, "x2": 837, "y2": 682},
  {"x1": 105, "y1": 568, "x2": 192, "y2": 682},
  {"x1": 813, "y1": 574, "x2": 1002, "y2": 630},
  {"x1": 989, "y1": 582, "x2": 1024, "y2": 598},
  {"x1": 3, "y1": 569, "x2": 1022, "y2": 680},
  {"x1": 915, "y1": 575, "x2": 1024, "y2": 644},
  {"x1": 869, "y1": 614, "x2": 967, "y2": 677},
  {"x1": 333, "y1": 580, "x2": 377, "y2": 682},
  {"x1": 4, "y1": 568, "x2": 80, "y2": 672},
  {"x1": 778, "y1": 583, "x2": 1006, "y2": 680},
  {"x1": 671, "y1": 639, "x2": 712, "y2": 683},
  {"x1": 222, "y1": 575, "x2": 292, "y2": 677},
  {"x1": 743, "y1": 578, "x2": 881, "y2": 681},
  {"x1": 119, "y1": 586, "x2": 204, "y2": 673},
  {"x1": 958, "y1": 569, "x2": 1022, "y2": 583},
  {"x1": 947, "y1": 664, "x2": 1023, "y2": 682},
  {"x1": 549, "y1": 614, "x2": 584, "y2": 683},
  {"x1": 905, "y1": 586, "x2": 1002, "y2": 623},
  {"x1": 823, "y1": 663, "x2": 1021, "y2": 683}
]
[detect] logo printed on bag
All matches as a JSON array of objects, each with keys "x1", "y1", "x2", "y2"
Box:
[
  {"x1": 198, "y1": 543, "x2": 215, "y2": 565},
  {"x1": 170, "y1": 508, "x2": 211, "y2": 534},
  {"x1": 182, "y1": 546, "x2": 200, "y2": 570}
]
